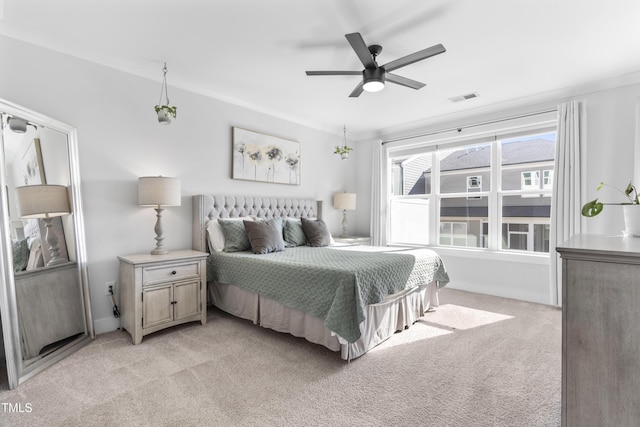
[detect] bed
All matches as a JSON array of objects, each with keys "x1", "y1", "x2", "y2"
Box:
[{"x1": 192, "y1": 195, "x2": 449, "y2": 360}]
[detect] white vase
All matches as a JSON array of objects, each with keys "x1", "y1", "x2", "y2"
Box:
[
  {"x1": 623, "y1": 204, "x2": 640, "y2": 236},
  {"x1": 340, "y1": 152, "x2": 349, "y2": 160},
  {"x1": 157, "y1": 109, "x2": 172, "y2": 125}
]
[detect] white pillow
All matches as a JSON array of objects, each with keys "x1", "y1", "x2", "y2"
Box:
[{"x1": 206, "y1": 217, "x2": 253, "y2": 252}]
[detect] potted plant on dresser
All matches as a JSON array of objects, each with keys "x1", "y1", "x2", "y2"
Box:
[{"x1": 582, "y1": 181, "x2": 640, "y2": 236}]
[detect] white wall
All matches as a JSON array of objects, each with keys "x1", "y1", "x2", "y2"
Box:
[
  {"x1": 0, "y1": 36, "x2": 357, "y2": 333},
  {"x1": 1, "y1": 33, "x2": 638, "y2": 331},
  {"x1": 354, "y1": 78, "x2": 640, "y2": 305}
]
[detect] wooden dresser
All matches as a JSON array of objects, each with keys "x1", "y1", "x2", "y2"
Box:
[{"x1": 557, "y1": 235, "x2": 640, "y2": 426}]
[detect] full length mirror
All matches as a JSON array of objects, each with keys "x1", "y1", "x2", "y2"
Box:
[{"x1": 0, "y1": 99, "x2": 93, "y2": 389}]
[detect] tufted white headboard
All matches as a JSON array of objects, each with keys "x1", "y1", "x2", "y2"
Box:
[{"x1": 192, "y1": 195, "x2": 323, "y2": 252}]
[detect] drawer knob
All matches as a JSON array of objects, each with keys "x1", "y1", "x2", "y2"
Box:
[{"x1": 171, "y1": 270, "x2": 177, "y2": 275}]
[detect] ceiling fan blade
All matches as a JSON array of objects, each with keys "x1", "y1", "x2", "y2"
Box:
[
  {"x1": 386, "y1": 73, "x2": 426, "y2": 90},
  {"x1": 349, "y1": 81, "x2": 365, "y2": 98},
  {"x1": 345, "y1": 32, "x2": 377, "y2": 69},
  {"x1": 306, "y1": 71, "x2": 362, "y2": 76},
  {"x1": 382, "y1": 44, "x2": 446, "y2": 72}
]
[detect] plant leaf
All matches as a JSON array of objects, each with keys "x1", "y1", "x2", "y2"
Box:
[
  {"x1": 581, "y1": 199, "x2": 604, "y2": 217},
  {"x1": 596, "y1": 182, "x2": 604, "y2": 191},
  {"x1": 625, "y1": 182, "x2": 634, "y2": 197}
]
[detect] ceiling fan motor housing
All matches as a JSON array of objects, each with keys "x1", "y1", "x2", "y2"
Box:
[{"x1": 363, "y1": 67, "x2": 386, "y2": 92}]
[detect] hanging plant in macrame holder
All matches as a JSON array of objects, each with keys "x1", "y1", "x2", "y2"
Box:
[{"x1": 154, "y1": 62, "x2": 177, "y2": 125}]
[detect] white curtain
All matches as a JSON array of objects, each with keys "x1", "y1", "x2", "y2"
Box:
[
  {"x1": 370, "y1": 142, "x2": 387, "y2": 246},
  {"x1": 550, "y1": 100, "x2": 585, "y2": 306}
]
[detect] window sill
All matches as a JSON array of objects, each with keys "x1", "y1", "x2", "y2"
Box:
[{"x1": 387, "y1": 243, "x2": 550, "y2": 265}]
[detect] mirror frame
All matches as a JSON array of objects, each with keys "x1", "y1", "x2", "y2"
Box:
[{"x1": 0, "y1": 98, "x2": 94, "y2": 389}]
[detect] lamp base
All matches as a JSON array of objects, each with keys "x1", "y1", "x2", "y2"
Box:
[
  {"x1": 46, "y1": 257, "x2": 67, "y2": 267},
  {"x1": 43, "y1": 218, "x2": 67, "y2": 265},
  {"x1": 150, "y1": 207, "x2": 169, "y2": 255},
  {"x1": 341, "y1": 210, "x2": 348, "y2": 237}
]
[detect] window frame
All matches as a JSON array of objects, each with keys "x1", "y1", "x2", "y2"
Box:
[{"x1": 385, "y1": 121, "x2": 557, "y2": 257}]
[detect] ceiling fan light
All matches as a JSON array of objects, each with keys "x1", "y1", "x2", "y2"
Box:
[
  {"x1": 362, "y1": 68, "x2": 386, "y2": 93},
  {"x1": 363, "y1": 80, "x2": 384, "y2": 92}
]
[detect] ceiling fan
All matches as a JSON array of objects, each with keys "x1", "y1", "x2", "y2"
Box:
[{"x1": 305, "y1": 32, "x2": 446, "y2": 97}]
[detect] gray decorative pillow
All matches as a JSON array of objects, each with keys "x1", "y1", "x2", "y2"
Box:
[
  {"x1": 243, "y1": 219, "x2": 285, "y2": 254},
  {"x1": 12, "y1": 238, "x2": 29, "y2": 272},
  {"x1": 283, "y1": 219, "x2": 307, "y2": 247},
  {"x1": 301, "y1": 218, "x2": 331, "y2": 247},
  {"x1": 218, "y1": 219, "x2": 251, "y2": 252}
]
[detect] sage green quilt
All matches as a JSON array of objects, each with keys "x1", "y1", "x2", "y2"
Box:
[{"x1": 208, "y1": 246, "x2": 449, "y2": 343}]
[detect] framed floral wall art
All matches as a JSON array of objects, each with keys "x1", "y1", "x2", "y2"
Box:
[
  {"x1": 232, "y1": 127, "x2": 300, "y2": 185},
  {"x1": 20, "y1": 138, "x2": 46, "y2": 186}
]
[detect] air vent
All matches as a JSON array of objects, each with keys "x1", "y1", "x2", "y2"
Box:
[{"x1": 449, "y1": 92, "x2": 479, "y2": 103}]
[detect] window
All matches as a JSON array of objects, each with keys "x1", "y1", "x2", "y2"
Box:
[
  {"x1": 543, "y1": 170, "x2": 553, "y2": 190},
  {"x1": 521, "y1": 171, "x2": 540, "y2": 190},
  {"x1": 467, "y1": 176, "x2": 482, "y2": 199},
  {"x1": 388, "y1": 129, "x2": 556, "y2": 253},
  {"x1": 440, "y1": 222, "x2": 471, "y2": 246},
  {"x1": 440, "y1": 195, "x2": 488, "y2": 248}
]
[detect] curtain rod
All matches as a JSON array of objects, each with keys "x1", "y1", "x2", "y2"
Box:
[{"x1": 381, "y1": 108, "x2": 558, "y2": 145}]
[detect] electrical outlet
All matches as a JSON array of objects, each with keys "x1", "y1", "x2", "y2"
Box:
[{"x1": 105, "y1": 281, "x2": 116, "y2": 296}]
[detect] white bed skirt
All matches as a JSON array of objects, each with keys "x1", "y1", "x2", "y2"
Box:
[{"x1": 208, "y1": 281, "x2": 439, "y2": 360}]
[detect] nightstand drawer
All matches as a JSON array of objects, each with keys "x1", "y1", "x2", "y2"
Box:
[{"x1": 143, "y1": 262, "x2": 199, "y2": 284}]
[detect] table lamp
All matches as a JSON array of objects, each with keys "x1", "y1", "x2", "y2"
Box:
[
  {"x1": 333, "y1": 192, "x2": 356, "y2": 237},
  {"x1": 138, "y1": 176, "x2": 181, "y2": 255},
  {"x1": 16, "y1": 184, "x2": 71, "y2": 266}
]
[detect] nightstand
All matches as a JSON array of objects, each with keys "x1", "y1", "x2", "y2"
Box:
[
  {"x1": 118, "y1": 250, "x2": 208, "y2": 344},
  {"x1": 332, "y1": 236, "x2": 372, "y2": 246}
]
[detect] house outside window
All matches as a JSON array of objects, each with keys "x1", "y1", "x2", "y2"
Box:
[
  {"x1": 521, "y1": 171, "x2": 540, "y2": 190},
  {"x1": 467, "y1": 175, "x2": 482, "y2": 199},
  {"x1": 388, "y1": 131, "x2": 556, "y2": 253},
  {"x1": 440, "y1": 221, "x2": 471, "y2": 246},
  {"x1": 543, "y1": 170, "x2": 553, "y2": 190}
]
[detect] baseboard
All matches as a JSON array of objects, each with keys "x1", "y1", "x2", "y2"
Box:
[
  {"x1": 446, "y1": 281, "x2": 552, "y2": 306},
  {"x1": 93, "y1": 316, "x2": 121, "y2": 335}
]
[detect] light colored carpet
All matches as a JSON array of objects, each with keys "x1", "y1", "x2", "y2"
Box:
[{"x1": 0, "y1": 289, "x2": 561, "y2": 426}]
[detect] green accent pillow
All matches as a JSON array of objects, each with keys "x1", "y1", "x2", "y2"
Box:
[
  {"x1": 268, "y1": 217, "x2": 283, "y2": 234},
  {"x1": 243, "y1": 219, "x2": 285, "y2": 254},
  {"x1": 218, "y1": 219, "x2": 251, "y2": 252},
  {"x1": 12, "y1": 238, "x2": 29, "y2": 272},
  {"x1": 283, "y1": 219, "x2": 307, "y2": 247},
  {"x1": 301, "y1": 218, "x2": 331, "y2": 247}
]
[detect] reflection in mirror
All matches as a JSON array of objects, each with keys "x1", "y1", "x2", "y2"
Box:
[{"x1": 0, "y1": 101, "x2": 93, "y2": 390}]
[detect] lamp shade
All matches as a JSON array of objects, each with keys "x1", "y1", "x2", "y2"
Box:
[
  {"x1": 138, "y1": 176, "x2": 181, "y2": 207},
  {"x1": 333, "y1": 192, "x2": 357, "y2": 210},
  {"x1": 15, "y1": 185, "x2": 71, "y2": 219}
]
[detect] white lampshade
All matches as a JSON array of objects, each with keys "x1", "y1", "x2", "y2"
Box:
[
  {"x1": 138, "y1": 176, "x2": 181, "y2": 207},
  {"x1": 15, "y1": 185, "x2": 71, "y2": 219},
  {"x1": 333, "y1": 193, "x2": 357, "y2": 211}
]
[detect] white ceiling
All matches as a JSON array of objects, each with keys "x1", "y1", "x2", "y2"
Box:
[{"x1": 1, "y1": 0, "x2": 640, "y2": 139}]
